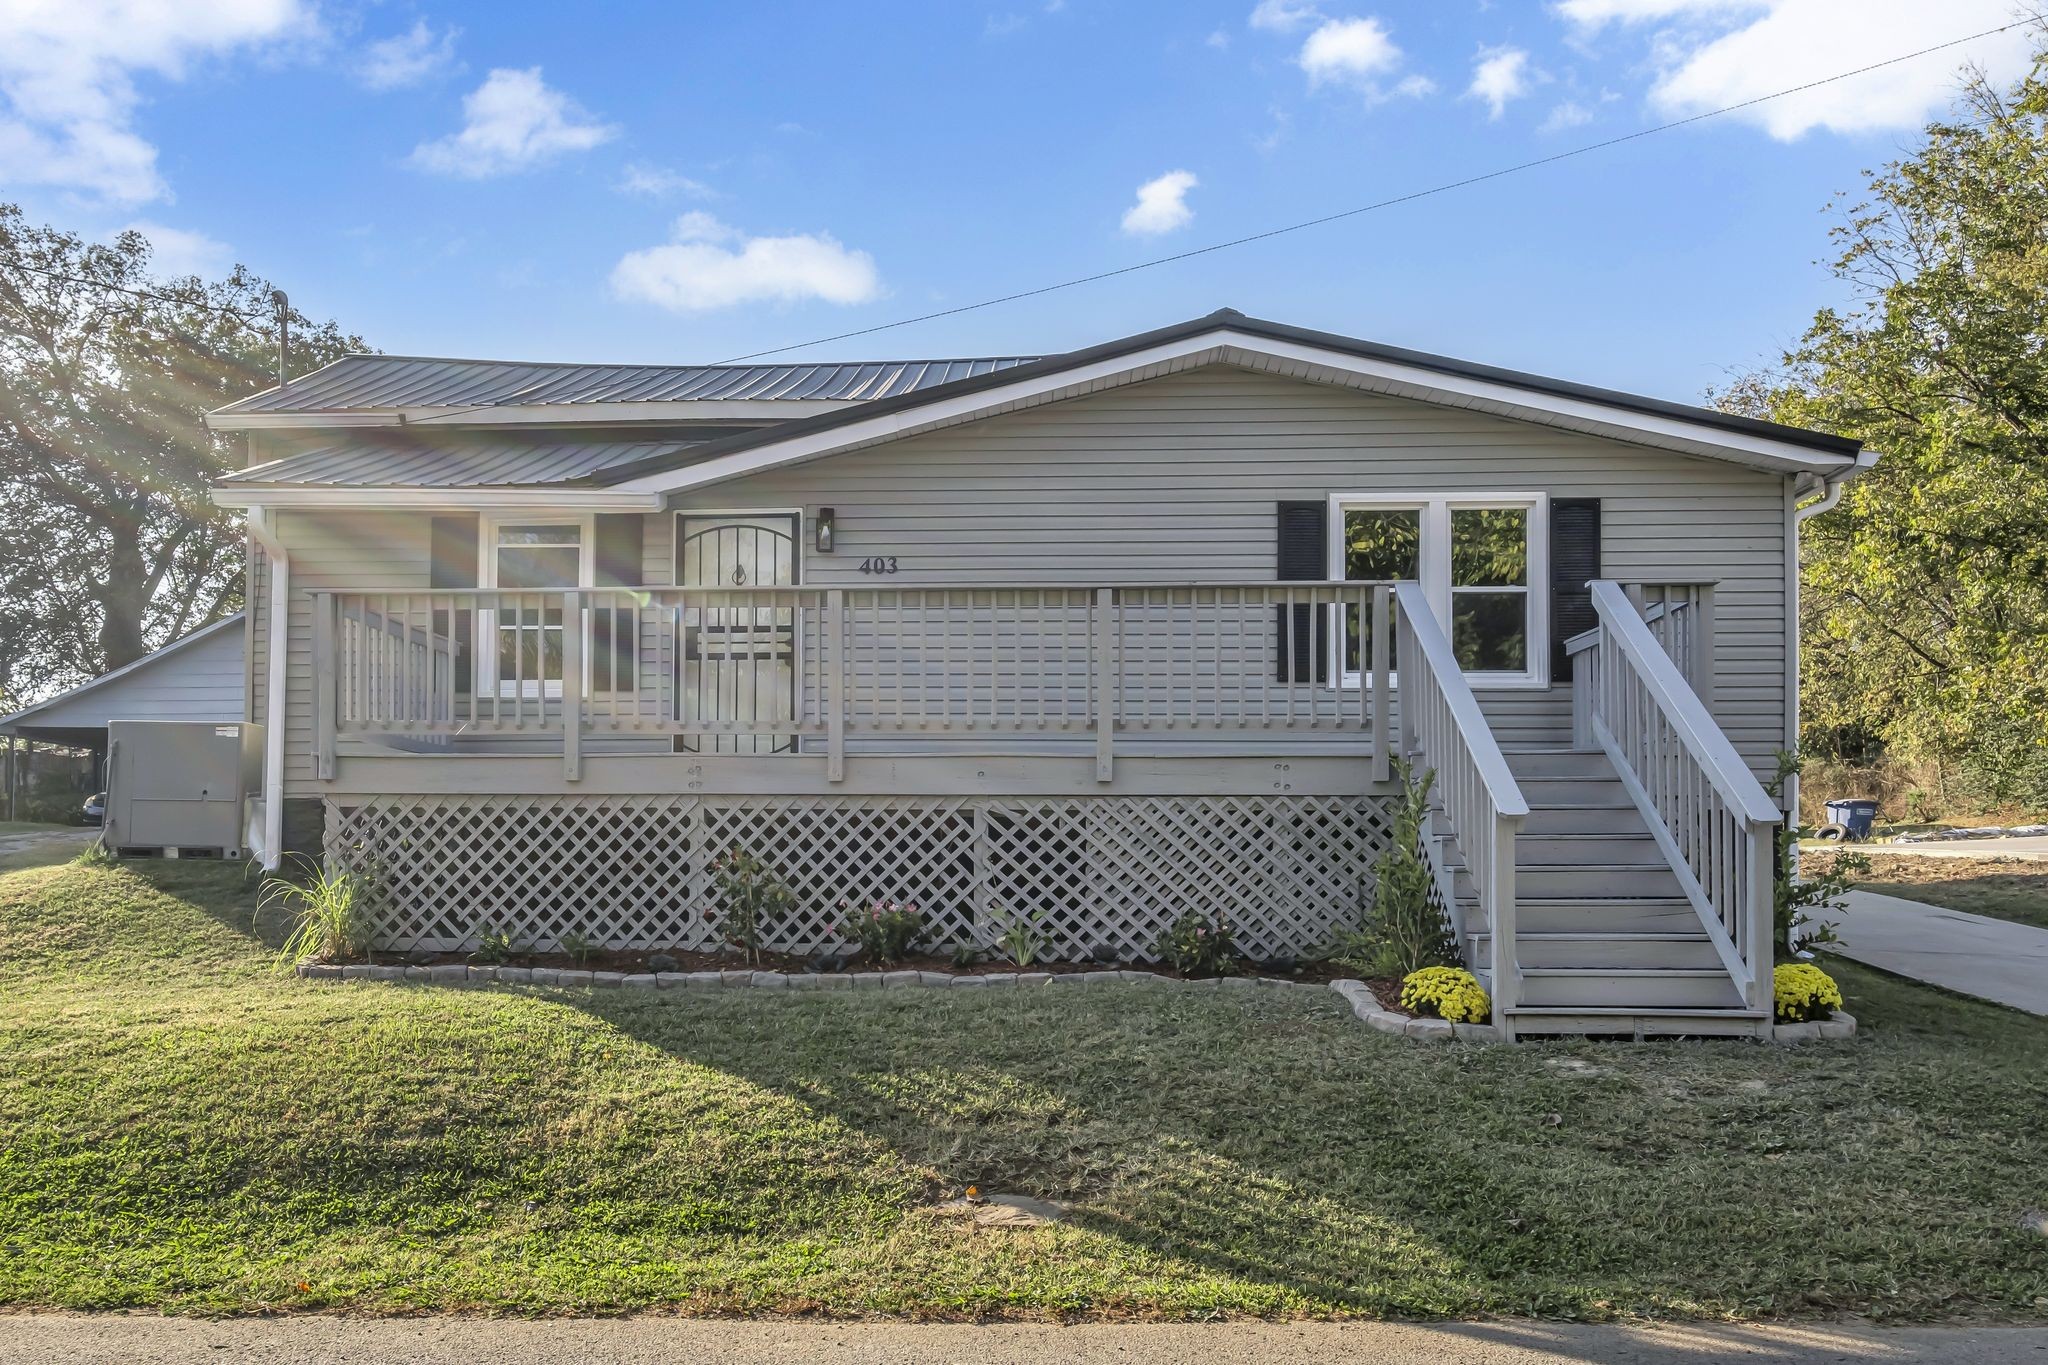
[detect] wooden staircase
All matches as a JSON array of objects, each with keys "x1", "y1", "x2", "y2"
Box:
[{"x1": 1447, "y1": 748, "x2": 1770, "y2": 1038}]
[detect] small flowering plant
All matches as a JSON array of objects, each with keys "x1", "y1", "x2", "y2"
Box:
[
  {"x1": 1152, "y1": 910, "x2": 1236, "y2": 977},
  {"x1": 838, "y1": 898, "x2": 928, "y2": 963},
  {"x1": 1400, "y1": 966, "x2": 1490, "y2": 1023},
  {"x1": 1773, "y1": 962, "x2": 1842, "y2": 1023},
  {"x1": 708, "y1": 847, "x2": 796, "y2": 964}
]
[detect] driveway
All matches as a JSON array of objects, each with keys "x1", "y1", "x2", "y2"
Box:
[
  {"x1": 4, "y1": 1316, "x2": 2048, "y2": 1364},
  {"x1": 1818, "y1": 890, "x2": 2048, "y2": 1015},
  {"x1": 1861, "y1": 835, "x2": 2048, "y2": 861}
]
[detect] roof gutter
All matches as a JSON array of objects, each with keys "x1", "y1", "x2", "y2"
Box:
[{"x1": 1795, "y1": 447, "x2": 1879, "y2": 522}]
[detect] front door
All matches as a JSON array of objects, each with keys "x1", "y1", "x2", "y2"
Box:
[{"x1": 675, "y1": 515, "x2": 800, "y2": 754}]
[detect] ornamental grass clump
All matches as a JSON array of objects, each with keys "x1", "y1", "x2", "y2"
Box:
[
  {"x1": 257, "y1": 860, "x2": 376, "y2": 970},
  {"x1": 1774, "y1": 962, "x2": 1843, "y2": 1023},
  {"x1": 1400, "y1": 966, "x2": 1491, "y2": 1023}
]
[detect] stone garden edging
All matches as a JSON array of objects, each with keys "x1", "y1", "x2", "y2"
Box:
[{"x1": 294, "y1": 963, "x2": 1852, "y2": 1042}]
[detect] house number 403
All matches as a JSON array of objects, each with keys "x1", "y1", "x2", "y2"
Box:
[{"x1": 857, "y1": 556, "x2": 900, "y2": 575}]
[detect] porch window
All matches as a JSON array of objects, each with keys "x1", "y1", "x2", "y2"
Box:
[
  {"x1": 491, "y1": 523, "x2": 584, "y2": 697},
  {"x1": 1332, "y1": 494, "x2": 1547, "y2": 687}
]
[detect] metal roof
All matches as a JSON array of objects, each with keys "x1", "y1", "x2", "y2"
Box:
[
  {"x1": 215, "y1": 354, "x2": 1040, "y2": 415},
  {"x1": 221, "y1": 434, "x2": 717, "y2": 487}
]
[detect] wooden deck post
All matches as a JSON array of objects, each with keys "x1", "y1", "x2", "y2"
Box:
[
  {"x1": 1692, "y1": 583, "x2": 1718, "y2": 711},
  {"x1": 311, "y1": 592, "x2": 337, "y2": 781},
  {"x1": 1369, "y1": 584, "x2": 1391, "y2": 784},
  {"x1": 825, "y1": 589, "x2": 845, "y2": 783},
  {"x1": 1094, "y1": 587, "x2": 1115, "y2": 783},
  {"x1": 562, "y1": 589, "x2": 583, "y2": 782}
]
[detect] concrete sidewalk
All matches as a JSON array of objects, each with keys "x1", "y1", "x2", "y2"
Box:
[
  {"x1": 1818, "y1": 890, "x2": 2048, "y2": 1015},
  {"x1": 4, "y1": 1315, "x2": 2048, "y2": 1365}
]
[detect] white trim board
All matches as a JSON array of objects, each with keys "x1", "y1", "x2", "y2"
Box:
[{"x1": 611, "y1": 327, "x2": 1859, "y2": 496}]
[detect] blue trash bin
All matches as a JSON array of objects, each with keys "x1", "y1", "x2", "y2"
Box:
[{"x1": 1824, "y1": 799, "x2": 1879, "y2": 840}]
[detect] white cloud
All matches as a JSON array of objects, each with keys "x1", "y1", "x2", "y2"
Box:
[
  {"x1": 1120, "y1": 169, "x2": 1198, "y2": 236},
  {"x1": 1297, "y1": 16, "x2": 1433, "y2": 101},
  {"x1": 1555, "y1": 0, "x2": 2034, "y2": 140},
  {"x1": 409, "y1": 67, "x2": 615, "y2": 178},
  {"x1": 1249, "y1": 0, "x2": 1322, "y2": 32},
  {"x1": 1539, "y1": 98, "x2": 1594, "y2": 133},
  {"x1": 0, "y1": 0, "x2": 315, "y2": 206},
  {"x1": 616, "y1": 163, "x2": 714, "y2": 198},
  {"x1": 1207, "y1": 29, "x2": 1232, "y2": 50},
  {"x1": 123, "y1": 220, "x2": 231, "y2": 278},
  {"x1": 611, "y1": 212, "x2": 883, "y2": 312},
  {"x1": 356, "y1": 19, "x2": 458, "y2": 91},
  {"x1": 1466, "y1": 46, "x2": 1533, "y2": 119}
]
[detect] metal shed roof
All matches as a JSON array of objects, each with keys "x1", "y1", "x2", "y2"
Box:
[
  {"x1": 214, "y1": 354, "x2": 1040, "y2": 416},
  {"x1": 221, "y1": 434, "x2": 718, "y2": 487}
]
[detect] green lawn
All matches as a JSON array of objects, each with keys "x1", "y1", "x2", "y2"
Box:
[{"x1": 2, "y1": 855, "x2": 2045, "y2": 1321}]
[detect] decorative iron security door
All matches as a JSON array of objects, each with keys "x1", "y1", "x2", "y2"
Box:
[{"x1": 675, "y1": 516, "x2": 801, "y2": 754}]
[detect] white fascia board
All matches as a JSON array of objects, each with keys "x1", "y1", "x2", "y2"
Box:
[
  {"x1": 210, "y1": 486, "x2": 666, "y2": 512},
  {"x1": 208, "y1": 398, "x2": 858, "y2": 432},
  {"x1": 616, "y1": 328, "x2": 1854, "y2": 495}
]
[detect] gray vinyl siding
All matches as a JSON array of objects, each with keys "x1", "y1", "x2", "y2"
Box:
[
  {"x1": 262, "y1": 364, "x2": 1792, "y2": 793},
  {"x1": 17, "y1": 621, "x2": 244, "y2": 731},
  {"x1": 680, "y1": 366, "x2": 1792, "y2": 773}
]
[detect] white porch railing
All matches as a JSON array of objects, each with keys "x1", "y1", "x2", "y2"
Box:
[
  {"x1": 1569, "y1": 580, "x2": 1780, "y2": 1014},
  {"x1": 1393, "y1": 581, "x2": 1529, "y2": 1035},
  {"x1": 311, "y1": 581, "x2": 1397, "y2": 782}
]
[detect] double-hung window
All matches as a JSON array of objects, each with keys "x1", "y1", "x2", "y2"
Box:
[
  {"x1": 1331, "y1": 493, "x2": 1547, "y2": 687},
  {"x1": 487, "y1": 521, "x2": 588, "y2": 698}
]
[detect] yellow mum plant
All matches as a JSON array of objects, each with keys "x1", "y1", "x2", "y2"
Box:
[
  {"x1": 1400, "y1": 966, "x2": 1491, "y2": 1023},
  {"x1": 1773, "y1": 962, "x2": 1843, "y2": 1023}
]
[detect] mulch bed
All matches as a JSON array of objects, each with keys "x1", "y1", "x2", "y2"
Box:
[{"x1": 327, "y1": 943, "x2": 1358, "y2": 984}]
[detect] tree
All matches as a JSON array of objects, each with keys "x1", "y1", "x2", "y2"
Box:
[
  {"x1": 0, "y1": 205, "x2": 365, "y2": 699},
  {"x1": 1728, "y1": 48, "x2": 2048, "y2": 807}
]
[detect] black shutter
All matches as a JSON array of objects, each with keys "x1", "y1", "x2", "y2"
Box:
[
  {"x1": 1549, "y1": 498, "x2": 1602, "y2": 681},
  {"x1": 591, "y1": 514, "x2": 644, "y2": 693},
  {"x1": 429, "y1": 516, "x2": 479, "y2": 695},
  {"x1": 1275, "y1": 500, "x2": 1329, "y2": 683}
]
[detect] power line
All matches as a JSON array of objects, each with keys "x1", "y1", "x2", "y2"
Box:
[
  {"x1": 710, "y1": 18, "x2": 2030, "y2": 365},
  {"x1": 8, "y1": 261, "x2": 270, "y2": 322}
]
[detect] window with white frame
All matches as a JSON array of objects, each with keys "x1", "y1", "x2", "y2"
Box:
[
  {"x1": 487, "y1": 521, "x2": 587, "y2": 697},
  {"x1": 1332, "y1": 494, "x2": 1546, "y2": 686}
]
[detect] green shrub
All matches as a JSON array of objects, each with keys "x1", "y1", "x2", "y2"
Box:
[
  {"x1": 1400, "y1": 966, "x2": 1490, "y2": 1023},
  {"x1": 1152, "y1": 910, "x2": 1235, "y2": 977},
  {"x1": 558, "y1": 931, "x2": 598, "y2": 967},
  {"x1": 1774, "y1": 962, "x2": 1843, "y2": 1023},
  {"x1": 838, "y1": 899, "x2": 927, "y2": 963},
  {"x1": 709, "y1": 848, "x2": 796, "y2": 964},
  {"x1": 1333, "y1": 759, "x2": 1459, "y2": 977},
  {"x1": 257, "y1": 860, "x2": 375, "y2": 970},
  {"x1": 1769, "y1": 751, "x2": 1864, "y2": 957},
  {"x1": 468, "y1": 925, "x2": 527, "y2": 965}
]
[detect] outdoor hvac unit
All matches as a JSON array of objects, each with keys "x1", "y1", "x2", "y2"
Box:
[{"x1": 105, "y1": 721, "x2": 264, "y2": 860}]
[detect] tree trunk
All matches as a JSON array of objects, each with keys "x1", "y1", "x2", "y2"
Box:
[{"x1": 96, "y1": 538, "x2": 150, "y2": 672}]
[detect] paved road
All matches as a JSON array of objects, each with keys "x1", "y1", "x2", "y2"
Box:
[
  {"x1": 1821, "y1": 890, "x2": 2048, "y2": 1015},
  {"x1": 1863, "y1": 835, "x2": 2048, "y2": 861},
  {"x1": 3, "y1": 1316, "x2": 2047, "y2": 1364}
]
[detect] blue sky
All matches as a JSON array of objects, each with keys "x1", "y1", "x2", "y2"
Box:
[{"x1": 0, "y1": 1, "x2": 2033, "y2": 403}]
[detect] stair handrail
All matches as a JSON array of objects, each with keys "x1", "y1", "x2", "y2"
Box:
[
  {"x1": 1579, "y1": 580, "x2": 1781, "y2": 1014},
  {"x1": 1392, "y1": 582, "x2": 1528, "y2": 1035}
]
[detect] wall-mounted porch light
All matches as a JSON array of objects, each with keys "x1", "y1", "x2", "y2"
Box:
[{"x1": 815, "y1": 507, "x2": 835, "y2": 554}]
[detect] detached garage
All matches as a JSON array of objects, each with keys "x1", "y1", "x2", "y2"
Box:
[{"x1": 0, "y1": 615, "x2": 245, "y2": 820}]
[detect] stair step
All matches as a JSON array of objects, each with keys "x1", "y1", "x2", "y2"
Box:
[
  {"x1": 1514, "y1": 776, "x2": 1634, "y2": 807},
  {"x1": 1505, "y1": 1007, "x2": 1771, "y2": 1038},
  {"x1": 1521, "y1": 804, "x2": 1652, "y2": 836},
  {"x1": 1503, "y1": 749, "x2": 1615, "y2": 779},
  {"x1": 1516, "y1": 833, "x2": 1668, "y2": 866},
  {"x1": 1517, "y1": 967, "x2": 1746, "y2": 1010},
  {"x1": 1458, "y1": 863, "x2": 1683, "y2": 901},
  {"x1": 1508, "y1": 899, "x2": 1705, "y2": 935},
  {"x1": 1470, "y1": 930, "x2": 1723, "y2": 970}
]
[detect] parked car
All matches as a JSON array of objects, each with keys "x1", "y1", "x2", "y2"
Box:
[{"x1": 82, "y1": 792, "x2": 105, "y2": 826}]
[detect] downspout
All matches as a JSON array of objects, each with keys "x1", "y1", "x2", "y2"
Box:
[
  {"x1": 246, "y1": 507, "x2": 290, "y2": 871},
  {"x1": 1784, "y1": 449, "x2": 1880, "y2": 861}
]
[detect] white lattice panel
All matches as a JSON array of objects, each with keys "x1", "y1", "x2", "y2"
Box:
[{"x1": 327, "y1": 791, "x2": 1391, "y2": 960}]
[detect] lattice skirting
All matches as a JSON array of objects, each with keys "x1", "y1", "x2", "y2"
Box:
[{"x1": 324, "y1": 792, "x2": 1394, "y2": 962}]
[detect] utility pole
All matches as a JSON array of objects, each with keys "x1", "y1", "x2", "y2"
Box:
[{"x1": 271, "y1": 289, "x2": 290, "y2": 387}]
